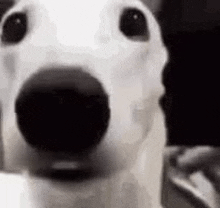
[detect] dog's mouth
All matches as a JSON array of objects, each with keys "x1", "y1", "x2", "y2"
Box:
[
  {"x1": 33, "y1": 159, "x2": 97, "y2": 181},
  {"x1": 25, "y1": 148, "x2": 114, "y2": 181},
  {"x1": 4, "y1": 159, "x2": 98, "y2": 181}
]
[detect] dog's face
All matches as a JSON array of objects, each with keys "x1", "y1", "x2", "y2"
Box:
[{"x1": 0, "y1": 0, "x2": 168, "y2": 174}]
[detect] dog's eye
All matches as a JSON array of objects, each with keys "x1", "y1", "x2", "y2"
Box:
[
  {"x1": 1, "y1": 12, "x2": 27, "y2": 45},
  {"x1": 120, "y1": 8, "x2": 149, "y2": 41}
]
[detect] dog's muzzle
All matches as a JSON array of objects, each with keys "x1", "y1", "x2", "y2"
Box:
[{"x1": 15, "y1": 67, "x2": 110, "y2": 153}]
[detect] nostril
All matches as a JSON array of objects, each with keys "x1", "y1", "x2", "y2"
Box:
[{"x1": 15, "y1": 68, "x2": 110, "y2": 152}]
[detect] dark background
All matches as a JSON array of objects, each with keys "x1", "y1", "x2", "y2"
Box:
[
  {"x1": 1, "y1": 0, "x2": 220, "y2": 146},
  {"x1": 157, "y1": 0, "x2": 220, "y2": 145}
]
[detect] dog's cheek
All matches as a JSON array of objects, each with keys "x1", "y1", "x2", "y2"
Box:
[
  {"x1": 132, "y1": 98, "x2": 156, "y2": 137},
  {"x1": 3, "y1": 53, "x2": 17, "y2": 78},
  {"x1": 0, "y1": 52, "x2": 16, "y2": 106}
]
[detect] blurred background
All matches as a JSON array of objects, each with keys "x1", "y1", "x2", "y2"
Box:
[{"x1": 147, "y1": 0, "x2": 220, "y2": 146}]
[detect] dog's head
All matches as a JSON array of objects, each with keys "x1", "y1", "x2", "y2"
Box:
[{"x1": 0, "y1": 0, "x2": 168, "y2": 174}]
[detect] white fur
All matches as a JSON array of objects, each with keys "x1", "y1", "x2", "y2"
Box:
[{"x1": 0, "y1": 0, "x2": 168, "y2": 207}]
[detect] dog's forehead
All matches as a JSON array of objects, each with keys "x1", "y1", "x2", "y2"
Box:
[
  {"x1": 12, "y1": 0, "x2": 149, "y2": 17},
  {"x1": 4, "y1": 0, "x2": 162, "y2": 44},
  {"x1": 0, "y1": 0, "x2": 164, "y2": 48},
  {"x1": 15, "y1": 0, "x2": 146, "y2": 8}
]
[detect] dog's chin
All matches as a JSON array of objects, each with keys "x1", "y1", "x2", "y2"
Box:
[
  {"x1": 14, "y1": 140, "x2": 119, "y2": 181},
  {"x1": 3, "y1": 123, "x2": 124, "y2": 180},
  {"x1": 24, "y1": 149, "x2": 97, "y2": 180},
  {"x1": 30, "y1": 160, "x2": 98, "y2": 182}
]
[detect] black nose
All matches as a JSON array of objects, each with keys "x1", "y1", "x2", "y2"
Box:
[{"x1": 15, "y1": 67, "x2": 110, "y2": 152}]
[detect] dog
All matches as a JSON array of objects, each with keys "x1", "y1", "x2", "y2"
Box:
[{"x1": 0, "y1": 0, "x2": 168, "y2": 207}]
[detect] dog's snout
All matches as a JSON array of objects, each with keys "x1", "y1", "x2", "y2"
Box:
[{"x1": 15, "y1": 67, "x2": 110, "y2": 152}]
